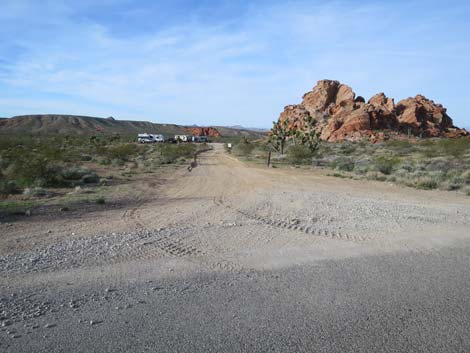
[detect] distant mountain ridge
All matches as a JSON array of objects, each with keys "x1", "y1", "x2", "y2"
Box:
[{"x1": 0, "y1": 114, "x2": 267, "y2": 138}]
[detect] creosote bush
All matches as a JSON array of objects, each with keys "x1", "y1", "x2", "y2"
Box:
[
  {"x1": 374, "y1": 156, "x2": 400, "y2": 175},
  {"x1": 234, "y1": 140, "x2": 255, "y2": 157},
  {"x1": 287, "y1": 145, "x2": 315, "y2": 164}
]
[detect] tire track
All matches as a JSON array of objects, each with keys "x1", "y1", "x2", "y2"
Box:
[{"x1": 213, "y1": 196, "x2": 371, "y2": 243}]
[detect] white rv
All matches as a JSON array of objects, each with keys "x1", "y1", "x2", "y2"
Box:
[{"x1": 138, "y1": 134, "x2": 165, "y2": 143}]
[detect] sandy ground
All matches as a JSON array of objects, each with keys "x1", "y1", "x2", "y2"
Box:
[{"x1": 1, "y1": 143, "x2": 470, "y2": 352}]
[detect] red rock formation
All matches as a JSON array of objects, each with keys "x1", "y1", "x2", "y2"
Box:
[
  {"x1": 278, "y1": 80, "x2": 468, "y2": 142},
  {"x1": 187, "y1": 127, "x2": 222, "y2": 137}
]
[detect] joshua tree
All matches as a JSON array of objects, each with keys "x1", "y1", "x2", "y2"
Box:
[
  {"x1": 293, "y1": 115, "x2": 320, "y2": 153},
  {"x1": 269, "y1": 119, "x2": 291, "y2": 155},
  {"x1": 269, "y1": 115, "x2": 319, "y2": 155}
]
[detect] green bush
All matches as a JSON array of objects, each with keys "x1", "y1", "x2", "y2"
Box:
[
  {"x1": 437, "y1": 138, "x2": 470, "y2": 158},
  {"x1": 339, "y1": 143, "x2": 357, "y2": 155},
  {"x1": 234, "y1": 141, "x2": 255, "y2": 156},
  {"x1": 106, "y1": 144, "x2": 139, "y2": 161},
  {"x1": 463, "y1": 171, "x2": 470, "y2": 185},
  {"x1": 160, "y1": 144, "x2": 196, "y2": 163},
  {"x1": 95, "y1": 196, "x2": 106, "y2": 204},
  {"x1": 287, "y1": 145, "x2": 315, "y2": 164},
  {"x1": 374, "y1": 156, "x2": 400, "y2": 175},
  {"x1": 330, "y1": 157, "x2": 355, "y2": 172},
  {"x1": 0, "y1": 181, "x2": 20, "y2": 197},
  {"x1": 81, "y1": 173, "x2": 100, "y2": 184},
  {"x1": 8, "y1": 157, "x2": 62, "y2": 187},
  {"x1": 416, "y1": 177, "x2": 439, "y2": 190},
  {"x1": 61, "y1": 167, "x2": 91, "y2": 180}
]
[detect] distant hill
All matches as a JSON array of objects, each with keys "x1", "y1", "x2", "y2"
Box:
[
  {"x1": 0, "y1": 115, "x2": 267, "y2": 138},
  {"x1": 214, "y1": 126, "x2": 267, "y2": 138},
  {"x1": 224, "y1": 125, "x2": 269, "y2": 133}
]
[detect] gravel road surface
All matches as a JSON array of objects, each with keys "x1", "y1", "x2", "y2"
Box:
[{"x1": 1, "y1": 144, "x2": 470, "y2": 352}]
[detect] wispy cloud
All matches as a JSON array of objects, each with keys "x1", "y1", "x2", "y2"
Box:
[{"x1": 0, "y1": 0, "x2": 469, "y2": 127}]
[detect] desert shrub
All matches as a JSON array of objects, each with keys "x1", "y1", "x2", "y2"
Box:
[
  {"x1": 95, "y1": 196, "x2": 106, "y2": 204},
  {"x1": 80, "y1": 155, "x2": 93, "y2": 161},
  {"x1": 7, "y1": 156, "x2": 62, "y2": 187},
  {"x1": 416, "y1": 177, "x2": 439, "y2": 190},
  {"x1": 330, "y1": 157, "x2": 355, "y2": 172},
  {"x1": 437, "y1": 138, "x2": 470, "y2": 158},
  {"x1": 339, "y1": 143, "x2": 357, "y2": 155},
  {"x1": 81, "y1": 173, "x2": 100, "y2": 184},
  {"x1": 353, "y1": 158, "x2": 372, "y2": 174},
  {"x1": 22, "y1": 187, "x2": 50, "y2": 197},
  {"x1": 106, "y1": 144, "x2": 139, "y2": 161},
  {"x1": 160, "y1": 144, "x2": 196, "y2": 163},
  {"x1": 234, "y1": 141, "x2": 255, "y2": 156},
  {"x1": 374, "y1": 156, "x2": 400, "y2": 175},
  {"x1": 287, "y1": 145, "x2": 315, "y2": 164},
  {"x1": 463, "y1": 170, "x2": 470, "y2": 185},
  {"x1": 439, "y1": 173, "x2": 466, "y2": 191},
  {"x1": 111, "y1": 158, "x2": 125, "y2": 167},
  {"x1": 424, "y1": 157, "x2": 456, "y2": 172},
  {"x1": 386, "y1": 139, "x2": 415, "y2": 154},
  {"x1": 440, "y1": 181, "x2": 461, "y2": 191},
  {"x1": 0, "y1": 181, "x2": 20, "y2": 197},
  {"x1": 400, "y1": 162, "x2": 416, "y2": 173},
  {"x1": 97, "y1": 158, "x2": 110, "y2": 165},
  {"x1": 419, "y1": 140, "x2": 440, "y2": 158},
  {"x1": 61, "y1": 167, "x2": 91, "y2": 180}
]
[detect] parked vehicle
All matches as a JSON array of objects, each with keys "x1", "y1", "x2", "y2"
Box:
[
  {"x1": 192, "y1": 136, "x2": 209, "y2": 143},
  {"x1": 174, "y1": 135, "x2": 192, "y2": 143},
  {"x1": 153, "y1": 134, "x2": 165, "y2": 142},
  {"x1": 138, "y1": 133, "x2": 165, "y2": 143}
]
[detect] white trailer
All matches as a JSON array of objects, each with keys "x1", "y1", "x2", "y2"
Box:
[
  {"x1": 174, "y1": 135, "x2": 192, "y2": 142},
  {"x1": 138, "y1": 133, "x2": 165, "y2": 143}
]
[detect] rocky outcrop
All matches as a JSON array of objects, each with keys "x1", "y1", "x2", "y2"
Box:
[
  {"x1": 278, "y1": 80, "x2": 467, "y2": 142},
  {"x1": 187, "y1": 127, "x2": 222, "y2": 137},
  {"x1": 395, "y1": 95, "x2": 454, "y2": 137}
]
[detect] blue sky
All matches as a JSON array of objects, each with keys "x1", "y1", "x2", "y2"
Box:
[{"x1": 1, "y1": 0, "x2": 469, "y2": 128}]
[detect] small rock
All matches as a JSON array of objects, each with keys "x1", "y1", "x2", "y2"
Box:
[{"x1": 1, "y1": 320, "x2": 12, "y2": 327}]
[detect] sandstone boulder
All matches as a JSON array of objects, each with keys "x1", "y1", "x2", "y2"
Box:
[
  {"x1": 187, "y1": 127, "x2": 221, "y2": 137},
  {"x1": 276, "y1": 80, "x2": 468, "y2": 142},
  {"x1": 396, "y1": 95, "x2": 454, "y2": 136}
]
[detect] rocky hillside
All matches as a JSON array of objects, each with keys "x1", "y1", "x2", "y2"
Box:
[
  {"x1": 278, "y1": 80, "x2": 468, "y2": 142},
  {"x1": 187, "y1": 127, "x2": 222, "y2": 137},
  {"x1": 0, "y1": 115, "x2": 266, "y2": 138}
]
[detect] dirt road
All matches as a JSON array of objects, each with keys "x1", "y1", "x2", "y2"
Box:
[{"x1": 2, "y1": 144, "x2": 470, "y2": 352}]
